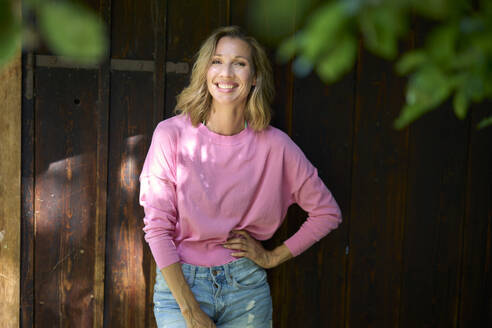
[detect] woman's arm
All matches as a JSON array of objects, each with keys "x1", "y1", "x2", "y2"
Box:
[{"x1": 161, "y1": 263, "x2": 216, "y2": 327}]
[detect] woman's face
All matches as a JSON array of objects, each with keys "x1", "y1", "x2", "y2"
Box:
[{"x1": 206, "y1": 36, "x2": 256, "y2": 108}]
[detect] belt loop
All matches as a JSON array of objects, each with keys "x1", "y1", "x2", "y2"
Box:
[
  {"x1": 189, "y1": 265, "x2": 196, "y2": 286},
  {"x1": 224, "y1": 262, "x2": 232, "y2": 285}
]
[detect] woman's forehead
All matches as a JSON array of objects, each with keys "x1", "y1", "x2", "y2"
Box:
[{"x1": 214, "y1": 37, "x2": 252, "y2": 59}]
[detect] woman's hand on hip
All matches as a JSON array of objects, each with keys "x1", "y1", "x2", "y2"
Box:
[{"x1": 223, "y1": 230, "x2": 275, "y2": 269}]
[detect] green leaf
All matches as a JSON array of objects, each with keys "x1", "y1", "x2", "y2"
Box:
[
  {"x1": 0, "y1": 1, "x2": 21, "y2": 68},
  {"x1": 453, "y1": 88, "x2": 469, "y2": 119},
  {"x1": 410, "y1": 0, "x2": 452, "y2": 19},
  {"x1": 406, "y1": 67, "x2": 452, "y2": 106},
  {"x1": 477, "y1": 115, "x2": 492, "y2": 129},
  {"x1": 300, "y1": 1, "x2": 351, "y2": 62},
  {"x1": 394, "y1": 103, "x2": 430, "y2": 129},
  {"x1": 38, "y1": 1, "x2": 107, "y2": 64},
  {"x1": 396, "y1": 50, "x2": 428, "y2": 75},
  {"x1": 316, "y1": 35, "x2": 357, "y2": 83},
  {"x1": 277, "y1": 35, "x2": 299, "y2": 63},
  {"x1": 395, "y1": 66, "x2": 452, "y2": 128},
  {"x1": 426, "y1": 24, "x2": 458, "y2": 67},
  {"x1": 358, "y1": 5, "x2": 407, "y2": 59},
  {"x1": 248, "y1": 0, "x2": 316, "y2": 43}
]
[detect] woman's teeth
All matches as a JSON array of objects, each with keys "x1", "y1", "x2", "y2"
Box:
[{"x1": 217, "y1": 83, "x2": 235, "y2": 89}]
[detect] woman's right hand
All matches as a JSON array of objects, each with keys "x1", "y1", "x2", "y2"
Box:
[{"x1": 182, "y1": 307, "x2": 216, "y2": 328}]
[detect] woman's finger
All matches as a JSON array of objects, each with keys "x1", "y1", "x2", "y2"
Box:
[
  {"x1": 224, "y1": 237, "x2": 245, "y2": 244},
  {"x1": 230, "y1": 251, "x2": 247, "y2": 257},
  {"x1": 223, "y1": 242, "x2": 248, "y2": 251},
  {"x1": 231, "y1": 230, "x2": 251, "y2": 239}
]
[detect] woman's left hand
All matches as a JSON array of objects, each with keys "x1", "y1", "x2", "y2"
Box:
[{"x1": 223, "y1": 230, "x2": 275, "y2": 269}]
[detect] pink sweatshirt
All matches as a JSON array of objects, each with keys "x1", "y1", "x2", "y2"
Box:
[{"x1": 139, "y1": 114, "x2": 342, "y2": 269}]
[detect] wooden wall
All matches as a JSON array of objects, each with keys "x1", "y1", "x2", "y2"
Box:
[
  {"x1": 18, "y1": 0, "x2": 491, "y2": 327},
  {"x1": 0, "y1": 3, "x2": 22, "y2": 326}
]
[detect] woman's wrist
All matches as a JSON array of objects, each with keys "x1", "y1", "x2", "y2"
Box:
[{"x1": 268, "y1": 244, "x2": 293, "y2": 268}]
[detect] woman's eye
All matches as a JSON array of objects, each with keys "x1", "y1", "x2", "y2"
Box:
[
  {"x1": 212, "y1": 59, "x2": 221, "y2": 64},
  {"x1": 235, "y1": 62, "x2": 246, "y2": 67}
]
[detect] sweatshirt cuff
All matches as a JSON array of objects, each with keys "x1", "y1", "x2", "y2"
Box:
[
  {"x1": 283, "y1": 232, "x2": 315, "y2": 257},
  {"x1": 148, "y1": 239, "x2": 181, "y2": 269}
]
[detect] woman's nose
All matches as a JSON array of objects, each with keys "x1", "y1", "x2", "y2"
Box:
[{"x1": 219, "y1": 63, "x2": 233, "y2": 77}]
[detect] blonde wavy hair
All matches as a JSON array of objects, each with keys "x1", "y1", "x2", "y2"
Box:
[{"x1": 174, "y1": 26, "x2": 274, "y2": 131}]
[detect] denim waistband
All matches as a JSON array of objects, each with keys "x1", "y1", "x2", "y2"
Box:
[{"x1": 180, "y1": 257, "x2": 260, "y2": 279}]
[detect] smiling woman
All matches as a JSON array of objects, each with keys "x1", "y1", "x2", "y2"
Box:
[{"x1": 139, "y1": 26, "x2": 342, "y2": 328}]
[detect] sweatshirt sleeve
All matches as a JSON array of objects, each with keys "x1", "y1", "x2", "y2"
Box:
[
  {"x1": 282, "y1": 139, "x2": 342, "y2": 257},
  {"x1": 139, "y1": 124, "x2": 181, "y2": 269}
]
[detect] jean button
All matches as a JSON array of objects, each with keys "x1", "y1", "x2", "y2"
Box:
[{"x1": 212, "y1": 270, "x2": 218, "y2": 276}]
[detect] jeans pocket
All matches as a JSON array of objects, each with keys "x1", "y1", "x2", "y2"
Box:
[
  {"x1": 155, "y1": 266, "x2": 195, "y2": 293},
  {"x1": 232, "y1": 265, "x2": 267, "y2": 289}
]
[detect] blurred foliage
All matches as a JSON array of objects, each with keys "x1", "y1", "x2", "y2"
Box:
[
  {"x1": 0, "y1": 0, "x2": 107, "y2": 70},
  {"x1": 249, "y1": 0, "x2": 492, "y2": 129}
]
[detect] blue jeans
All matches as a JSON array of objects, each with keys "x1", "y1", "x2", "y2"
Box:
[{"x1": 153, "y1": 257, "x2": 273, "y2": 327}]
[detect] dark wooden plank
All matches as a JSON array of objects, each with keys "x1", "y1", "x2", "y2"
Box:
[
  {"x1": 0, "y1": 42, "x2": 22, "y2": 328},
  {"x1": 458, "y1": 102, "x2": 492, "y2": 326},
  {"x1": 165, "y1": 0, "x2": 228, "y2": 117},
  {"x1": 104, "y1": 71, "x2": 156, "y2": 327},
  {"x1": 21, "y1": 52, "x2": 35, "y2": 328},
  {"x1": 34, "y1": 67, "x2": 101, "y2": 327},
  {"x1": 147, "y1": 1, "x2": 167, "y2": 326},
  {"x1": 111, "y1": 0, "x2": 156, "y2": 59},
  {"x1": 94, "y1": 1, "x2": 111, "y2": 327},
  {"x1": 397, "y1": 18, "x2": 470, "y2": 327},
  {"x1": 288, "y1": 70, "x2": 354, "y2": 327},
  {"x1": 399, "y1": 103, "x2": 470, "y2": 328},
  {"x1": 347, "y1": 44, "x2": 409, "y2": 327}
]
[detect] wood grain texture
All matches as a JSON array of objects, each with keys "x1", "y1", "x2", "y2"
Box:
[
  {"x1": 34, "y1": 68, "x2": 101, "y2": 327},
  {"x1": 103, "y1": 71, "x2": 155, "y2": 327},
  {"x1": 111, "y1": 0, "x2": 156, "y2": 59},
  {"x1": 290, "y1": 70, "x2": 354, "y2": 327},
  {"x1": 21, "y1": 52, "x2": 35, "y2": 328},
  {"x1": 399, "y1": 19, "x2": 470, "y2": 328},
  {"x1": 399, "y1": 102, "x2": 469, "y2": 328},
  {"x1": 458, "y1": 102, "x2": 492, "y2": 326},
  {"x1": 93, "y1": 1, "x2": 111, "y2": 327},
  {"x1": 148, "y1": 1, "x2": 167, "y2": 326},
  {"x1": 0, "y1": 50, "x2": 22, "y2": 328},
  {"x1": 347, "y1": 44, "x2": 409, "y2": 328}
]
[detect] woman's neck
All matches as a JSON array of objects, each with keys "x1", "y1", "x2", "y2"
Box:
[{"x1": 205, "y1": 103, "x2": 246, "y2": 136}]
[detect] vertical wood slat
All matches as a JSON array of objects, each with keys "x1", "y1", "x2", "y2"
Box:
[
  {"x1": 347, "y1": 45, "x2": 409, "y2": 327},
  {"x1": 399, "y1": 18, "x2": 470, "y2": 328},
  {"x1": 148, "y1": 1, "x2": 167, "y2": 326},
  {"x1": 94, "y1": 1, "x2": 111, "y2": 327},
  {"x1": 458, "y1": 102, "x2": 492, "y2": 326},
  {"x1": 0, "y1": 45, "x2": 22, "y2": 328},
  {"x1": 104, "y1": 71, "x2": 155, "y2": 327},
  {"x1": 104, "y1": 0, "x2": 165, "y2": 327},
  {"x1": 20, "y1": 51, "x2": 35, "y2": 328},
  {"x1": 34, "y1": 68, "x2": 102, "y2": 327},
  {"x1": 290, "y1": 71, "x2": 355, "y2": 327},
  {"x1": 399, "y1": 104, "x2": 469, "y2": 328},
  {"x1": 30, "y1": 0, "x2": 110, "y2": 326}
]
